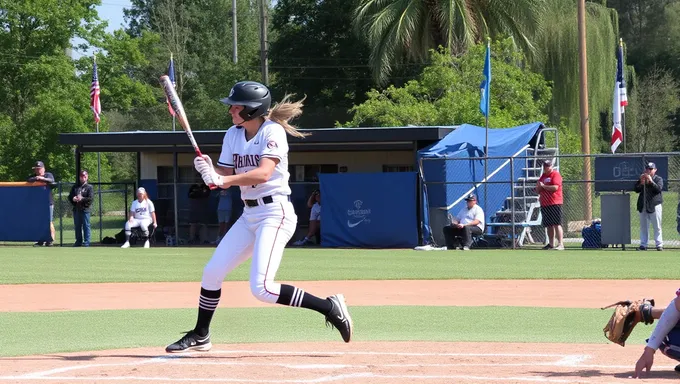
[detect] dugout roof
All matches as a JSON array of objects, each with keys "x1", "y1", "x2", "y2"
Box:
[{"x1": 58, "y1": 126, "x2": 456, "y2": 153}]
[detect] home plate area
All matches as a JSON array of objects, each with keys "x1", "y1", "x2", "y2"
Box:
[{"x1": 3, "y1": 341, "x2": 680, "y2": 383}]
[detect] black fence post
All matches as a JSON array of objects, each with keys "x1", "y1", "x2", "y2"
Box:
[{"x1": 59, "y1": 182, "x2": 63, "y2": 247}]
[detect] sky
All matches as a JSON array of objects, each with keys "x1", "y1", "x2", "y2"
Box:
[
  {"x1": 74, "y1": 0, "x2": 278, "y2": 59},
  {"x1": 72, "y1": 0, "x2": 132, "y2": 59}
]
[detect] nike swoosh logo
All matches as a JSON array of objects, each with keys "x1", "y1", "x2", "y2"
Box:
[{"x1": 347, "y1": 218, "x2": 365, "y2": 228}]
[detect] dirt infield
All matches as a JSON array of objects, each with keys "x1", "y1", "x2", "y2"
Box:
[
  {"x1": 2, "y1": 279, "x2": 679, "y2": 312},
  {"x1": 1, "y1": 342, "x2": 679, "y2": 383},
  {"x1": 1, "y1": 279, "x2": 680, "y2": 383}
]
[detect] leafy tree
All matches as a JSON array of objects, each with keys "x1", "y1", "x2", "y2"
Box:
[
  {"x1": 0, "y1": 0, "x2": 109, "y2": 181},
  {"x1": 625, "y1": 67, "x2": 680, "y2": 153},
  {"x1": 269, "y1": 0, "x2": 377, "y2": 128},
  {"x1": 351, "y1": 0, "x2": 546, "y2": 84},
  {"x1": 341, "y1": 38, "x2": 551, "y2": 128},
  {"x1": 122, "y1": 0, "x2": 262, "y2": 131},
  {"x1": 531, "y1": 0, "x2": 619, "y2": 152}
]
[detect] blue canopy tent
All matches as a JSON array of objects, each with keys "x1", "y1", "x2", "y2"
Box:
[{"x1": 417, "y1": 122, "x2": 545, "y2": 246}]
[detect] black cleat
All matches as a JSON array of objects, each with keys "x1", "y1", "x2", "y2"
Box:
[
  {"x1": 325, "y1": 294, "x2": 353, "y2": 343},
  {"x1": 165, "y1": 330, "x2": 212, "y2": 353}
]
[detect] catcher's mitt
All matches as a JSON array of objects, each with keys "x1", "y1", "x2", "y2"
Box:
[{"x1": 602, "y1": 298, "x2": 655, "y2": 346}]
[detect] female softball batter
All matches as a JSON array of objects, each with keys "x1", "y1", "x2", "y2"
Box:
[{"x1": 166, "y1": 81, "x2": 353, "y2": 353}]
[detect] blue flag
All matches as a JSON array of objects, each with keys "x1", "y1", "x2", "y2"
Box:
[{"x1": 479, "y1": 42, "x2": 491, "y2": 117}]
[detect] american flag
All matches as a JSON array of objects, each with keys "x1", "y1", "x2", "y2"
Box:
[
  {"x1": 167, "y1": 54, "x2": 176, "y2": 117},
  {"x1": 91, "y1": 59, "x2": 101, "y2": 123},
  {"x1": 611, "y1": 40, "x2": 627, "y2": 153}
]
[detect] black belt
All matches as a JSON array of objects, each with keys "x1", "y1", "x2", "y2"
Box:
[{"x1": 244, "y1": 195, "x2": 290, "y2": 207}]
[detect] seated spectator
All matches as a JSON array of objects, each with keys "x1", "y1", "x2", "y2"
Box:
[
  {"x1": 121, "y1": 187, "x2": 157, "y2": 249},
  {"x1": 294, "y1": 189, "x2": 321, "y2": 246},
  {"x1": 188, "y1": 182, "x2": 211, "y2": 244},
  {"x1": 442, "y1": 193, "x2": 485, "y2": 251}
]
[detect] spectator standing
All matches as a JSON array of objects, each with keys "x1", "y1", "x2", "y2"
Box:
[
  {"x1": 442, "y1": 193, "x2": 484, "y2": 250},
  {"x1": 635, "y1": 162, "x2": 664, "y2": 251},
  {"x1": 216, "y1": 187, "x2": 233, "y2": 243},
  {"x1": 537, "y1": 159, "x2": 564, "y2": 250},
  {"x1": 67, "y1": 170, "x2": 94, "y2": 247},
  {"x1": 294, "y1": 189, "x2": 321, "y2": 246},
  {"x1": 188, "y1": 182, "x2": 211, "y2": 244},
  {"x1": 27, "y1": 160, "x2": 56, "y2": 246}
]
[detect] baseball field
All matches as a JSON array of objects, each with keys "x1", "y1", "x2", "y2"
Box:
[{"x1": 1, "y1": 246, "x2": 679, "y2": 383}]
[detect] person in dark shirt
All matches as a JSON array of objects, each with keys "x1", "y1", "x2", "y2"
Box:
[
  {"x1": 188, "y1": 182, "x2": 211, "y2": 244},
  {"x1": 68, "y1": 170, "x2": 94, "y2": 247},
  {"x1": 634, "y1": 162, "x2": 664, "y2": 251},
  {"x1": 27, "y1": 160, "x2": 56, "y2": 246}
]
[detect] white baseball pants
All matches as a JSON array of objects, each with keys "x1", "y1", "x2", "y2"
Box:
[
  {"x1": 125, "y1": 218, "x2": 153, "y2": 235},
  {"x1": 639, "y1": 204, "x2": 663, "y2": 248},
  {"x1": 201, "y1": 197, "x2": 297, "y2": 304}
]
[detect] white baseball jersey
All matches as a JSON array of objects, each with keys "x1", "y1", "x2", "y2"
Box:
[
  {"x1": 130, "y1": 199, "x2": 155, "y2": 220},
  {"x1": 455, "y1": 204, "x2": 485, "y2": 231},
  {"x1": 217, "y1": 120, "x2": 291, "y2": 200}
]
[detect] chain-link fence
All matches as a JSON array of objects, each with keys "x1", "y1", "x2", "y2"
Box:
[
  {"x1": 421, "y1": 152, "x2": 680, "y2": 250},
  {"x1": 53, "y1": 182, "x2": 136, "y2": 246}
]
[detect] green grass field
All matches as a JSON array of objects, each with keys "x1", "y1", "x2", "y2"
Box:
[
  {"x1": 0, "y1": 306, "x2": 639, "y2": 357},
  {"x1": 1, "y1": 247, "x2": 679, "y2": 284},
  {"x1": 1, "y1": 246, "x2": 677, "y2": 357}
]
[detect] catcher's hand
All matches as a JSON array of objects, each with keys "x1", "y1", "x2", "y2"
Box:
[{"x1": 602, "y1": 298, "x2": 655, "y2": 347}]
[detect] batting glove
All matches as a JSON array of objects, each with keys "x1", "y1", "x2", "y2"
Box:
[
  {"x1": 200, "y1": 167, "x2": 223, "y2": 188},
  {"x1": 193, "y1": 155, "x2": 214, "y2": 174}
]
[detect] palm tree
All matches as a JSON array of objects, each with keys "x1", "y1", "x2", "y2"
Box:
[{"x1": 353, "y1": 0, "x2": 547, "y2": 84}]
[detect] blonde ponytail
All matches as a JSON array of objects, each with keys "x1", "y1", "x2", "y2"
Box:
[{"x1": 266, "y1": 94, "x2": 310, "y2": 138}]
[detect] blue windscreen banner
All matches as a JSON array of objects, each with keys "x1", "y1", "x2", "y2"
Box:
[
  {"x1": 319, "y1": 172, "x2": 418, "y2": 248},
  {"x1": 0, "y1": 183, "x2": 52, "y2": 242}
]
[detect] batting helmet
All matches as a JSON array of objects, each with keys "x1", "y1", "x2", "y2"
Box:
[{"x1": 220, "y1": 81, "x2": 271, "y2": 122}]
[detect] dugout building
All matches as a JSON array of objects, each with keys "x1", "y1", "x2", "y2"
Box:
[{"x1": 58, "y1": 126, "x2": 455, "y2": 246}]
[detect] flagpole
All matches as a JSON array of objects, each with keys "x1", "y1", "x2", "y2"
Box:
[
  {"x1": 483, "y1": 38, "x2": 490, "y2": 228},
  {"x1": 169, "y1": 52, "x2": 180, "y2": 247},
  {"x1": 620, "y1": 38, "x2": 626, "y2": 153},
  {"x1": 93, "y1": 55, "x2": 103, "y2": 243}
]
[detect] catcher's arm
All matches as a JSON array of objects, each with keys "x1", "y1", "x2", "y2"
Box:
[{"x1": 634, "y1": 298, "x2": 680, "y2": 378}]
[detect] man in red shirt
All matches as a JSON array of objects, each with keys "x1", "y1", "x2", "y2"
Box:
[{"x1": 537, "y1": 159, "x2": 564, "y2": 250}]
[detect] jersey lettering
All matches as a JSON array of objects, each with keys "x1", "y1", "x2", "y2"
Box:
[
  {"x1": 232, "y1": 154, "x2": 260, "y2": 170},
  {"x1": 219, "y1": 121, "x2": 291, "y2": 200}
]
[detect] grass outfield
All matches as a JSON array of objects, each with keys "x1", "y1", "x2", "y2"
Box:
[
  {"x1": 0, "y1": 306, "x2": 647, "y2": 357},
  {"x1": 1, "y1": 247, "x2": 680, "y2": 284}
]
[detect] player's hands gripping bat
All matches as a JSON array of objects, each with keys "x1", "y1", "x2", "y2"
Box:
[
  {"x1": 159, "y1": 75, "x2": 217, "y2": 189},
  {"x1": 194, "y1": 155, "x2": 224, "y2": 188}
]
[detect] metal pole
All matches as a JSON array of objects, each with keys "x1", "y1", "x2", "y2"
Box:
[
  {"x1": 96, "y1": 122, "x2": 103, "y2": 243},
  {"x1": 510, "y1": 157, "x2": 516, "y2": 249},
  {"x1": 59, "y1": 182, "x2": 63, "y2": 247},
  {"x1": 232, "y1": 0, "x2": 238, "y2": 64},
  {"x1": 578, "y1": 0, "x2": 593, "y2": 221},
  {"x1": 259, "y1": 0, "x2": 269, "y2": 85},
  {"x1": 173, "y1": 116, "x2": 179, "y2": 246},
  {"x1": 484, "y1": 114, "x2": 488, "y2": 230},
  {"x1": 622, "y1": 112, "x2": 626, "y2": 153}
]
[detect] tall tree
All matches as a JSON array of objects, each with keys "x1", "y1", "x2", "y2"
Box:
[
  {"x1": 0, "y1": 0, "x2": 108, "y2": 181},
  {"x1": 352, "y1": 0, "x2": 546, "y2": 84},
  {"x1": 625, "y1": 67, "x2": 680, "y2": 152},
  {"x1": 122, "y1": 0, "x2": 262, "y2": 131},
  {"x1": 269, "y1": 0, "x2": 376, "y2": 128},
  {"x1": 531, "y1": 0, "x2": 619, "y2": 151},
  {"x1": 341, "y1": 38, "x2": 551, "y2": 128}
]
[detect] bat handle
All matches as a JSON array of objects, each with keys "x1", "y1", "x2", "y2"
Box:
[{"x1": 194, "y1": 149, "x2": 218, "y2": 190}]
